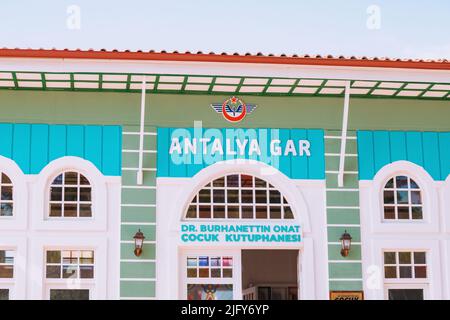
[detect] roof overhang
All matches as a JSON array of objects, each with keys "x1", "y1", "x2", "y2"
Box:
[{"x1": 0, "y1": 49, "x2": 449, "y2": 100}]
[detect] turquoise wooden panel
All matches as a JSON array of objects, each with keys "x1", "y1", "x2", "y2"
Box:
[
  {"x1": 101, "y1": 126, "x2": 122, "y2": 176},
  {"x1": 439, "y1": 132, "x2": 450, "y2": 180},
  {"x1": 0, "y1": 124, "x2": 13, "y2": 158},
  {"x1": 12, "y1": 124, "x2": 31, "y2": 173},
  {"x1": 373, "y1": 131, "x2": 391, "y2": 174},
  {"x1": 157, "y1": 127, "x2": 325, "y2": 179},
  {"x1": 186, "y1": 127, "x2": 203, "y2": 177},
  {"x1": 357, "y1": 131, "x2": 374, "y2": 180},
  {"x1": 290, "y1": 129, "x2": 308, "y2": 179},
  {"x1": 389, "y1": 131, "x2": 406, "y2": 162},
  {"x1": 30, "y1": 124, "x2": 49, "y2": 173},
  {"x1": 67, "y1": 125, "x2": 85, "y2": 158},
  {"x1": 405, "y1": 132, "x2": 423, "y2": 166},
  {"x1": 422, "y1": 132, "x2": 441, "y2": 180},
  {"x1": 48, "y1": 125, "x2": 67, "y2": 161},
  {"x1": 169, "y1": 128, "x2": 187, "y2": 177},
  {"x1": 156, "y1": 128, "x2": 169, "y2": 177},
  {"x1": 85, "y1": 126, "x2": 103, "y2": 172},
  {"x1": 358, "y1": 130, "x2": 450, "y2": 181},
  {"x1": 278, "y1": 129, "x2": 291, "y2": 177},
  {"x1": 307, "y1": 129, "x2": 325, "y2": 179},
  {"x1": 0, "y1": 123, "x2": 121, "y2": 176}
]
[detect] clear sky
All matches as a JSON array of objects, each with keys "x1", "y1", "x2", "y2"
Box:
[{"x1": 0, "y1": 0, "x2": 449, "y2": 59}]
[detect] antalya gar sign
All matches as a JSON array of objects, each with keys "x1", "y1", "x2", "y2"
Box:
[
  {"x1": 180, "y1": 223, "x2": 302, "y2": 243},
  {"x1": 169, "y1": 136, "x2": 311, "y2": 157}
]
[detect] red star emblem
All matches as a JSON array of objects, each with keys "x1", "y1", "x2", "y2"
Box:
[{"x1": 230, "y1": 96, "x2": 237, "y2": 104}]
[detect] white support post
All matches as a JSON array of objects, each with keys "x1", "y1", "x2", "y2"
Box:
[
  {"x1": 338, "y1": 81, "x2": 351, "y2": 188},
  {"x1": 137, "y1": 78, "x2": 146, "y2": 185}
]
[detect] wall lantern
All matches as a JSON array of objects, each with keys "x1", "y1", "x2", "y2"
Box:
[
  {"x1": 133, "y1": 229, "x2": 146, "y2": 257},
  {"x1": 340, "y1": 230, "x2": 352, "y2": 257}
]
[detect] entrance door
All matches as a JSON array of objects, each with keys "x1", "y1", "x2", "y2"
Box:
[
  {"x1": 241, "y1": 249, "x2": 299, "y2": 300},
  {"x1": 180, "y1": 249, "x2": 241, "y2": 300}
]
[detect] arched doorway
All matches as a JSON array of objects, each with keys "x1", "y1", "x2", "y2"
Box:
[{"x1": 156, "y1": 160, "x2": 329, "y2": 300}]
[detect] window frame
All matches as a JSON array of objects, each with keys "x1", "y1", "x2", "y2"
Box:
[
  {"x1": 381, "y1": 175, "x2": 423, "y2": 222},
  {"x1": 45, "y1": 283, "x2": 93, "y2": 300},
  {"x1": 383, "y1": 250, "x2": 428, "y2": 284},
  {"x1": 42, "y1": 247, "x2": 97, "y2": 300},
  {"x1": 184, "y1": 173, "x2": 296, "y2": 221},
  {"x1": 384, "y1": 283, "x2": 428, "y2": 300},
  {"x1": 359, "y1": 161, "x2": 439, "y2": 235},
  {"x1": 180, "y1": 249, "x2": 241, "y2": 300},
  {"x1": 44, "y1": 249, "x2": 95, "y2": 281},
  {"x1": 0, "y1": 156, "x2": 27, "y2": 231},
  {"x1": 32, "y1": 156, "x2": 108, "y2": 231},
  {"x1": 0, "y1": 238, "x2": 27, "y2": 300},
  {"x1": 47, "y1": 171, "x2": 93, "y2": 220},
  {"x1": 0, "y1": 248, "x2": 15, "y2": 280}
]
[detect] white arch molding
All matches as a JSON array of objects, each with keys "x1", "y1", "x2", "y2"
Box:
[
  {"x1": 360, "y1": 160, "x2": 440, "y2": 234},
  {"x1": 156, "y1": 159, "x2": 329, "y2": 300},
  {"x1": 172, "y1": 160, "x2": 311, "y2": 232},
  {"x1": 360, "y1": 160, "x2": 445, "y2": 300},
  {"x1": 0, "y1": 155, "x2": 28, "y2": 231},
  {"x1": 32, "y1": 156, "x2": 108, "y2": 231}
]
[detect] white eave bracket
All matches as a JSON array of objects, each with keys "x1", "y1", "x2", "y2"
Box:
[
  {"x1": 337, "y1": 81, "x2": 351, "y2": 188},
  {"x1": 137, "y1": 78, "x2": 147, "y2": 185}
]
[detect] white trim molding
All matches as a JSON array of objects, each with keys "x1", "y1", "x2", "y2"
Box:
[
  {"x1": 359, "y1": 161, "x2": 440, "y2": 234},
  {"x1": 32, "y1": 156, "x2": 108, "y2": 231},
  {"x1": 156, "y1": 160, "x2": 329, "y2": 300},
  {"x1": 362, "y1": 239, "x2": 442, "y2": 300},
  {"x1": 0, "y1": 236, "x2": 27, "y2": 299},
  {"x1": 360, "y1": 160, "x2": 449, "y2": 300},
  {"x1": 0, "y1": 156, "x2": 28, "y2": 231}
]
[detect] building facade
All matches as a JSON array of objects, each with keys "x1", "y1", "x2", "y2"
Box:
[{"x1": 0, "y1": 49, "x2": 449, "y2": 300}]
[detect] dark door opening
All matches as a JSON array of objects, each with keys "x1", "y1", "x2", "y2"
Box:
[{"x1": 241, "y1": 249, "x2": 299, "y2": 300}]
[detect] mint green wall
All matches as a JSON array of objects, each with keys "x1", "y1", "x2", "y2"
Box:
[
  {"x1": 0, "y1": 89, "x2": 448, "y2": 299},
  {"x1": 0, "y1": 91, "x2": 449, "y2": 131}
]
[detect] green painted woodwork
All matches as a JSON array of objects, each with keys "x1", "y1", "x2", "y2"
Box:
[
  {"x1": 329, "y1": 262, "x2": 363, "y2": 278},
  {"x1": 121, "y1": 206, "x2": 156, "y2": 223},
  {"x1": 120, "y1": 262, "x2": 155, "y2": 279},
  {"x1": 120, "y1": 243, "x2": 156, "y2": 260},
  {"x1": 326, "y1": 191, "x2": 360, "y2": 207},
  {"x1": 329, "y1": 281, "x2": 363, "y2": 291},
  {"x1": 122, "y1": 171, "x2": 156, "y2": 186},
  {"x1": 3, "y1": 70, "x2": 450, "y2": 101},
  {"x1": 120, "y1": 281, "x2": 155, "y2": 298},
  {"x1": 121, "y1": 189, "x2": 156, "y2": 205},
  {"x1": 0, "y1": 91, "x2": 449, "y2": 131},
  {"x1": 328, "y1": 244, "x2": 362, "y2": 261},
  {"x1": 327, "y1": 211, "x2": 361, "y2": 225}
]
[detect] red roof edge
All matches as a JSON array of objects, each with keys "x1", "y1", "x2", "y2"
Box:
[{"x1": 0, "y1": 48, "x2": 449, "y2": 70}]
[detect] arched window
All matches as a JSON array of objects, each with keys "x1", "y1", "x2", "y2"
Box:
[
  {"x1": 186, "y1": 174, "x2": 294, "y2": 220},
  {"x1": 0, "y1": 173, "x2": 13, "y2": 217},
  {"x1": 383, "y1": 175, "x2": 422, "y2": 220},
  {"x1": 49, "y1": 171, "x2": 92, "y2": 218}
]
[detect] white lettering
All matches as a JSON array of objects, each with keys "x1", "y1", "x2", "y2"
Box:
[
  {"x1": 210, "y1": 139, "x2": 224, "y2": 155},
  {"x1": 270, "y1": 139, "x2": 282, "y2": 156},
  {"x1": 184, "y1": 138, "x2": 197, "y2": 154},
  {"x1": 199, "y1": 138, "x2": 210, "y2": 155},
  {"x1": 236, "y1": 139, "x2": 248, "y2": 156},
  {"x1": 299, "y1": 140, "x2": 311, "y2": 156},
  {"x1": 226, "y1": 139, "x2": 236, "y2": 156},
  {"x1": 284, "y1": 140, "x2": 297, "y2": 156},
  {"x1": 169, "y1": 138, "x2": 182, "y2": 154},
  {"x1": 248, "y1": 139, "x2": 261, "y2": 156}
]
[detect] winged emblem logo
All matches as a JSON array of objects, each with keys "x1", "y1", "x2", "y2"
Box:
[{"x1": 210, "y1": 96, "x2": 257, "y2": 123}]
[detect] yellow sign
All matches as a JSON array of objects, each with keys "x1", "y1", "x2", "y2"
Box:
[{"x1": 330, "y1": 291, "x2": 364, "y2": 300}]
